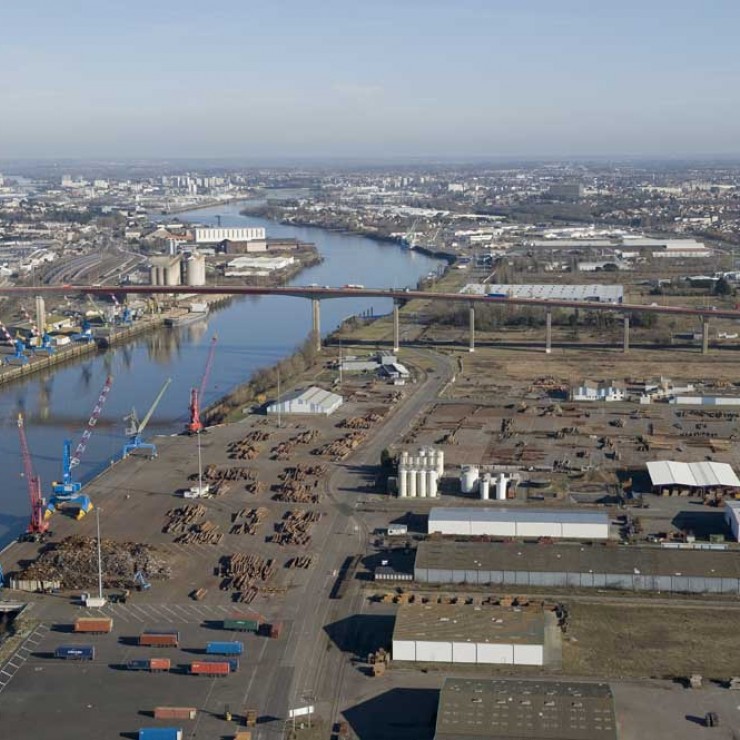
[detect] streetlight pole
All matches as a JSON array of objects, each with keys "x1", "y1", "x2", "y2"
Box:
[{"x1": 96, "y1": 507, "x2": 103, "y2": 601}]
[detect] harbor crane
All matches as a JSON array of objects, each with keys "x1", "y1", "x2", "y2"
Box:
[
  {"x1": 122, "y1": 378, "x2": 172, "y2": 458},
  {"x1": 48, "y1": 375, "x2": 114, "y2": 520},
  {"x1": 17, "y1": 414, "x2": 49, "y2": 541},
  {"x1": 188, "y1": 335, "x2": 217, "y2": 434}
]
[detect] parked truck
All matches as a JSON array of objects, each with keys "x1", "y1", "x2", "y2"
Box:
[
  {"x1": 222, "y1": 618, "x2": 260, "y2": 633},
  {"x1": 74, "y1": 617, "x2": 113, "y2": 634},
  {"x1": 190, "y1": 661, "x2": 230, "y2": 676},
  {"x1": 138, "y1": 729, "x2": 182, "y2": 740},
  {"x1": 55, "y1": 645, "x2": 95, "y2": 661},
  {"x1": 138, "y1": 630, "x2": 180, "y2": 648},
  {"x1": 127, "y1": 658, "x2": 171, "y2": 672},
  {"x1": 206, "y1": 641, "x2": 243, "y2": 656},
  {"x1": 206, "y1": 657, "x2": 239, "y2": 672},
  {"x1": 153, "y1": 707, "x2": 197, "y2": 720}
]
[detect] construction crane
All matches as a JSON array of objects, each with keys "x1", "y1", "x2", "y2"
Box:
[
  {"x1": 48, "y1": 375, "x2": 114, "y2": 520},
  {"x1": 133, "y1": 570, "x2": 151, "y2": 591},
  {"x1": 17, "y1": 414, "x2": 49, "y2": 541},
  {"x1": 188, "y1": 335, "x2": 217, "y2": 434},
  {"x1": 122, "y1": 378, "x2": 172, "y2": 458}
]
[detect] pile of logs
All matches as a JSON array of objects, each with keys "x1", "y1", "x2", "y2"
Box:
[
  {"x1": 218, "y1": 553, "x2": 275, "y2": 602},
  {"x1": 174, "y1": 520, "x2": 222, "y2": 545},
  {"x1": 272, "y1": 464, "x2": 328, "y2": 503},
  {"x1": 285, "y1": 555, "x2": 314, "y2": 569},
  {"x1": 244, "y1": 480, "x2": 267, "y2": 495},
  {"x1": 189, "y1": 465, "x2": 256, "y2": 484},
  {"x1": 312, "y1": 431, "x2": 366, "y2": 460},
  {"x1": 163, "y1": 504, "x2": 206, "y2": 535},
  {"x1": 17, "y1": 535, "x2": 171, "y2": 589},
  {"x1": 227, "y1": 430, "x2": 271, "y2": 460},
  {"x1": 338, "y1": 412, "x2": 384, "y2": 429},
  {"x1": 269, "y1": 510, "x2": 323, "y2": 547},
  {"x1": 270, "y1": 430, "x2": 321, "y2": 460},
  {"x1": 229, "y1": 507, "x2": 268, "y2": 535}
]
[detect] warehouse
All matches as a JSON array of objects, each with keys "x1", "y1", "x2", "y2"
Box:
[
  {"x1": 427, "y1": 507, "x2": 609, "y2": 540},
  {"x1": 415, "y1": 541, "x2": 740, "y2": 593},
  {"x1": 266, "y1": 386, "x2": 343, "y2": 416},
  {"x1": 434, "y1": 678, "x2": 617, "y2": 740},
  {"x1": 460, "y1": 283, "x2": 623, "y2": 303},
  {"x1": 392, "y1": 603, "x2": 546, "y2": 666},
  {"x1": 646, "y1": 460, "x2": 740, "y2": 495}
]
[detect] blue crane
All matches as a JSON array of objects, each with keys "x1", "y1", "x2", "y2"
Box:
[{"x1": 122, "y1": 378, "x2": 172, "y2": 458}]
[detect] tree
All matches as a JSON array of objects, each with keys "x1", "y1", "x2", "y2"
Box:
[{"x1": 714, "y1": 276, "x2": 733, "y2": 296}]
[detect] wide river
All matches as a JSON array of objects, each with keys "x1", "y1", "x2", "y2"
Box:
[{"x1": 0, "y1": 202, "x2": 443, "y2": 548}]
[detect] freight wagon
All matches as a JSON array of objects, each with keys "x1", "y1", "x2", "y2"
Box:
[
  {"x1": 190, "y1": 661, "x2": 230, "y2": 676},
  {"x1": 138, "y1": 630, "x2": 180, "y2": 648},
  {"x1": 206, "y1": 641, "x2": 243, "y2": 655},
  {"x1": 55, "y1": 645, "x2": 95, "y2": 661},
  {"x1": 138, "y1": 729, "x2": 182, "y2": 740},
  {"x1": 222, "y1": 618, "x2": 260, "y2": 633},
  {"x1": 74, "y1": 617, "x2": 113, "y2": 634},
  {"x1": 127, "y1": 658, "x2": 171, "y2": 672},
  {"x1": 153, "y1": 707, "x2": 197, "y2": 720}
]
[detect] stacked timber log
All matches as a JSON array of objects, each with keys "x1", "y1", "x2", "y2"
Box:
[
  {"x1": 269, "y1": 510, "x2": 323, "y2": 547},
  {"x1": 229, "y1": 507, "x2": 268, "y2": 535},
  {"x1": 218, "y1": 553, "x2": 275, "y2": 603}
]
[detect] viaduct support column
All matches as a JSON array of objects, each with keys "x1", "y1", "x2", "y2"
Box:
[
  {"x1": 702, "y1": 317, "x2": 710, "y2": 355},
  {"x1": 393, "y1": 300, "x2": 400, "y2": 353},
  {"x1": 623, "y1": 316, "x2": 630, "y2": 353},
  {"x1": 311, "y1": 298, "x2": 321, "y2": 354},
  {"x1": 469, "y1": 304, "x2": 475, "y2": 353},
  {"x1": 545, "y1": 310, "x2": 552, "y2": 354}
]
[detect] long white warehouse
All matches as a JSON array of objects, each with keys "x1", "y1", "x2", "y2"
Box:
[{"x1": 428, "y1": 507, "x2": 609, "y2": 540}]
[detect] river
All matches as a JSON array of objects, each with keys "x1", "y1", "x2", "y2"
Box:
[{"x1": 0, "y1": 202, "x2": 443, "y2": 548}]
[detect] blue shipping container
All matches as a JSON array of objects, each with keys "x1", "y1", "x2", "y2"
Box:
[
  {"x1": 206, "y1": 657, "x2": 239, "y2": 672},
  {"x1": 127, "y1": 660, "x2": 150, "y2": 671},
  {"x1": 138, "y1": 729, "x2": 183, "y2": 740},
  {"x1": 55, "y1": 645, "x2": 95, "y2": 660},
  {"x1": 205, "y1": 641, "x2": 243, "y2": 655}
]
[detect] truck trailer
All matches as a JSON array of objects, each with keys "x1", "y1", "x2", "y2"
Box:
[
  {"x1": 153, "y1": 707, "x2": 197, "y2": 720},
  {"x1": 138, "y1": 630, "x2": 180, "y2": 648},
  {"x1": 138, "y1": 729, "x2": 183, "y2": 740},
  {"x1": 74, "y1": 617, "x2": 113, "y2": 634},
  {"x1": 190, "y1": 661, "x2": 230, "y2": 676},
  {"x1": 127, "y1": 658, "x2": 171, "y2": 672},
  {"x1": 206, "y1": 641, "x2": 243, "y2": 656},
  {"x1": 55, "y1": 645, "x2": 95, "y2": 661},
  {"x1": 222, "y1": 618, "x2": 260, "y2": 633}
]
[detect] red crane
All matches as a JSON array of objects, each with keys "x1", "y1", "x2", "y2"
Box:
[
  {"x1": 17, "y1": 414, "x2": 49, "y2": 539},
  {"x1": 188, "y1": 335, "x2": 217, "y2": 434}
]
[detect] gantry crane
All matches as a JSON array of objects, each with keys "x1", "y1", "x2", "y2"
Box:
[
  {"x1": 17, "y1": 414, "x2": 49, "y2": 541},
  {"x1": 48, "y1": 375, "x2": 114, "y2": 520},
  {"x1": 188, "y1": 335, "x2": 217, "y2": 434},
  {"x1": 122, "y1": 378, "x2": 172, "y2": 458}
]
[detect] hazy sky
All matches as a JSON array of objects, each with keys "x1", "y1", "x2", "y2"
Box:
[{"x1": 2, "y1": 0, "x2": 739, "y2": 159}]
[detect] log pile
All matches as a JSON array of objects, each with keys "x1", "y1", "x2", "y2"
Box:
[
  {"x1": 16, "y1": 535, "x2": 171, "y2": 589},
  {"x1": 227, "y1": 430, "x2": 271, "y2": 460},
  {"x1": 189, "y1": 465, "x2": 257, "y2": 483},
  {"x1": 163, "y1": 504, "x2": 206, "y2": 534},
  {"x1": 174, "y1": 521, "x2": 222, "y2": 545},
  {"x1": 338, "y1": 412, "x2": 384, "y2": 429},
  {"x1": 270, "y1": 430, "x2": 321, "y2": 460},
  {"x1": 312, "y1": 431, "x2": 366, "y2": 460},
  {"x1": 269, "y1": 510, "x2": 323, "y2": 547},
  {"x1": 244, "y1": 480, "x2": 267, "y2": 495},
  {"x1": 285, "y1": 556, "x2": 314, "y2": 569},
  {"x1": 218, "y1": 553, "x2": 275, "y2": 602},
  {"x1": 229, "y1": 507, "x2": 268, "y2": 535},
  {"x1": 272, "y1": 464, "x2": 328, "y2": 503}
]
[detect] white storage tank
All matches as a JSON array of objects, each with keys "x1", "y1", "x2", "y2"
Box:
[
  {"x1": 417, "y1": 469, "x2": 427, "y2": 498},
  {"x1": 435, "y1": 449, "x2": 444, "y2": 477},
  {"x1": 496, "y1": 473, "x2": 508, "y2": 501},
  {"x1": 408, "y1": 469, "x2": 417, "y2": 498},
  {"x1": 480, "y1": 474, "x2": 491, "y2": 500},
  {"x1": 461, "y1": 466, "x2": 479, "y2": 494},
  {"x1": 427, "y1": 469, "x2": 438, "y2": 498},
  {"x1": 398, "y1": 468, "x2": 408, "y2": 498}
]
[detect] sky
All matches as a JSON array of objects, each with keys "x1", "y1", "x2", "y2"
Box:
[{"x1": 1, "y1": 0, "x2": 740, "y2": 160}]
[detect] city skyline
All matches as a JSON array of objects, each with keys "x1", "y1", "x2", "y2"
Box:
[{"x1": 2, "y1": 0, "x2": 740, "y2": 159}]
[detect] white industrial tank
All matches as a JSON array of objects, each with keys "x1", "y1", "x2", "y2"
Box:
[
  {"x1": 461, "y1": 466, "x2": 480, "y2": 494},
  {"x1": 480, "y1": 474, "x2": 491, "y2": 500}
]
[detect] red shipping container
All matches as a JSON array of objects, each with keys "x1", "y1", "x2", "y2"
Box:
[
  {"x1": 149, "y1": 658, "x2": 171, "y2": 672},
  {"x1": 190, "y1": 661, "x2": 230, "y2": 676},
  {"x1": 154, "y1": 707, "x2": 197, "y2": 720},
  {"x1": 74, "y1": 618, "x2": 113, "y2": 633},
  {"x1": 139, "y1": 632, "x2": 179, "y2": 647}
]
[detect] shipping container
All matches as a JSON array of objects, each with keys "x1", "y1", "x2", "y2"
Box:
[
  {"x1": 139, "y1": 630, "x2": 180, "y2": 648},
  {"x1": 222, "y1": 618, "x2": 259, "y2": 633},
  {"x1": 206, "y1": 657, "x2": 239, "y2": 672},
  {"x1": 268, "y1": 622, "x2": 282, "y2": 639},
  {"x1": 74, "y1": 617, "x2": 113, "y2": 634},
  {"x1": 153, "y1": 707, "x2": 197, "y2": 720},
  {"x1": 138, "y1": 729, "x2": 183, "y2": 740},
  {"x1": 127, "y1": 657, "x2": 171, "y2": 672},
  {"x1": 206, "y1": 641, "x2": 243, "y2": 656},
  {"x1": 190, "y1": 661, "x2": 230, "y2": 676},
  {"x1": 55, "y1": 645, "x2": 95, "y2": 661}
]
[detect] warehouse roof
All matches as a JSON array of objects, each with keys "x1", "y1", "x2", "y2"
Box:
[
  {"x1": 429, "y1": 507, "x2": 608, "y2": 526},
  {"x1": 267, "y1": 385, "x2": 342, "y2": 413},
  {"x1": 394, "y1": 603, "x2": 544, "y2": 645},
  {"x1": 416, "y1": 541, "x2": 740, "y2": 579},
  {"x1": 460, "y1": 283, "x2": 623, "y2": 304},
  {"x1": 435, "y1": 678, "x2": 617, "y2": 740},
  {"x1": 646, "y1": 460, "x2": 740, "y2": 489}
]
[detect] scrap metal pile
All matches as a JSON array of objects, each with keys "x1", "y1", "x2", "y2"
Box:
[
  {"x1": 218, "y1": 553, "x2": 275, "y2": 603},
  {"x1": 17, "y1": 535, "x2": 171, "y2": 589}
]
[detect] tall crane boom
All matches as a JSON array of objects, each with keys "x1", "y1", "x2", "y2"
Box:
[
  {"x1": 188, "y1": 335, "x2": 217, "y2": 434},
  {"x1": 70, "y1": 375, "x2": 114, "y2": 468},
  {"x1": 122, "y1": 378, "x2": 172, "y2": 458},
  {"x1": 17, "y1": 414, "x2": 48, "y2": 537}
]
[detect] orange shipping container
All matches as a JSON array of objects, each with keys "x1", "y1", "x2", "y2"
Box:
[
  {"x1": 74, "y1": 618, "x2": 113, "y2": 633},
  {"x1": 139, "y1": 632, "x2": 179, "y2": 647},
  {"x1": 190, "y1": 661, "x2": 230, "y2": 676},
  {"x1": 154, "y1": 707, "x2": 197, "y2": 720},
  {"x1": 149, "y1": 657, "x2": 171, "y2": 672}
]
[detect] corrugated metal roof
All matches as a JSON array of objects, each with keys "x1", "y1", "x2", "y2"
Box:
[
  {"x1": 428, "y1": 507, "x2": 608, "y2": 526},
  {"x1": 646, "y1": 460, "x2": 740, "y2": 488}
]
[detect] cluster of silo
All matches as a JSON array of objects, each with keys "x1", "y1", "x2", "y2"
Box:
[
  {"x1": 397, "y1": 446, "x2": 444, "y2": 498},
  {"x1": 460, "y1": 467, "x2": 510, "y2": 501},
  {"x1": 149, "y1": 255, "x2": 182, "y2": 286},
  {"x1": 183, "y1": 252, "x2": 207, "y2": 286}
]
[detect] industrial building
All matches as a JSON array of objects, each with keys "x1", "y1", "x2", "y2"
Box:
[
  {"x1": 461, "y1": 283, "x2": 623, "y2": 304},
  {"x1": 571, "y1": 380, "x2": 625, "y2": 402},
  {"x1": 415, "y1": 540, "x2": 740, "y2": 593},
  {"x1": 149, "y1": 255, "x2": 181, "y2": 286},
  {"x1": 398, "y1": 447, "x2": 444, "y2": 498},
  {"x1": 183, "y1": 252, "x2": 206, "y2": 286},
  {"x1": 427, "y1": 508, "x2": 610, "y2": 540},
  {"x1": 646, "y1": 460, "x2": 740, "y2": 495},
  {"x1": 194, "y1": 227, "x2": 265, "y2": 244},
  {"x1": 392, "y1": 603, "x2": 545, "y2": 666},
  {"x1": 434, "y1": 678, "x2": 617, "y2": 740},
  {"x1": 266, "y1": 386, "x2": 343, "y2": 416},
  {"x1": 725, "y1": 501, "x2": 740, "y2": 542}
]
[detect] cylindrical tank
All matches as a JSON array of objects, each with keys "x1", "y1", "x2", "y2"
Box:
[
  {"x1": 408, "y1": 468, "x2": 417, "y2": 498},
  {"x1": 398, "y1": 468, "x2": 407, "y2": 498},
  {"x1": 496, "y1": 473, "x2": 508, "y2": 501},
  {"x1": 150, "y1": 265, "x2": 159, "y2": 285},
  {"x1": 417, "y1": 469, "x2": 427, "y2": 498},
  {"x1": 480, "y1": 474, "x2": 491, "y2": 500},
  {"x1": 461, "y1": 466, "x2": 479, "y2": 494},
  {"x1": 435, "y1": 449, "x2": 444, "y2": 477},
  {"x1": 427, "y1": 469, "x2": 438, "y2": 498},
  {"x1": 186, "y1": 253, "x2": 207, "y2": 286}
]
